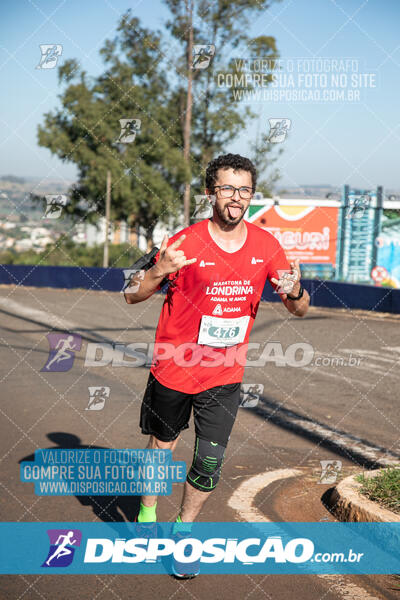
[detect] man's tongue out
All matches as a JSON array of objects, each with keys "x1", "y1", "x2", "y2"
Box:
[{"x1": 227, "y1": 204, "x2": 241, "y2": 219}]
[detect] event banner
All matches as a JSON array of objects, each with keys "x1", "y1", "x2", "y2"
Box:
[
  {"x1": 376, "y1": 234, "x2": 400, "y2": 288},
  {"x1": 0, "y1": 522, "x2": 399, "y2": 575},
  {"x1": 247, "y1": 201, "x2": 340, "y2": 265}
]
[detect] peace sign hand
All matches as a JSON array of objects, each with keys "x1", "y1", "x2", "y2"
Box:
[{"x1": 153, "y1": 234, "x2": 197, "y2": 277}]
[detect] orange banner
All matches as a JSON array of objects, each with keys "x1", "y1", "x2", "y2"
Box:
[{"x1": 248, "y1": 204, "x2": 339, "y2": 263}]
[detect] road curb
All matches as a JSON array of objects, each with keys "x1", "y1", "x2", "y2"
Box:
[{"x1": 330, "y1": 469, "x2": 400, "y2": 523}]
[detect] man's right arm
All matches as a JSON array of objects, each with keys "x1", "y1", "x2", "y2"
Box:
[
  {"x1": 124, "y1": 233, "x2": 196, "y2": 305},
  {"x1": 124, "y1": 263, "x2": 169, "y2": 305}
]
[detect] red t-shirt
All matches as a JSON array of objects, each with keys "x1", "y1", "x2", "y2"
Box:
[{"x1": 150, "y1": 218, "x2": 290, "y2": 393}]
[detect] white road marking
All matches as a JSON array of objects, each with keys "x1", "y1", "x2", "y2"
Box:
[
  {"x1": 341, "y1": 348, "x2": 400, "y2": 378},
  {"x1": 0, "y1": 297, "x2": 76, "y2": 331},
  {"x1": 342, "y1": 348, "x2": 399, "y2": 365},
  {"x1": 229, "y1": 469, "x2": 382, "y2": 600},
  {"x1": 258, "y1": 403, "x2": 400, "y2": 467},
  {"x1": 299, "y1": 424, "x2": 396, "y2": 464},
  {"x1": 299, "y1": 346, "x2": 400, "y2": 389},
  {"x1": 301, "y1": 365, "x2": 371, "y2": 388},
  {"x1": 228, "y1": 468, "x2": 302, "y2": 522}
]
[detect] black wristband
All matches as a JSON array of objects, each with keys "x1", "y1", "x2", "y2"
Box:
[{"x1": 287, "y1": 284, "x2": 304, "y2": 301}]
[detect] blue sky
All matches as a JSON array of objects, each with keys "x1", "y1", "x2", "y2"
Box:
[{"x1": 1, "y1": 0, "x2": 399, "y2": 191}]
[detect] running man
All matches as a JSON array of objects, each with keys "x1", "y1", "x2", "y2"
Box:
[{"x1": 124, "y1": 153, "x2": 310, "y2": 576}]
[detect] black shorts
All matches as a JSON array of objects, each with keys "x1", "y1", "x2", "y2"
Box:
[{"x1": 140, "y1": 373, "x2": 241, "y2": 447}]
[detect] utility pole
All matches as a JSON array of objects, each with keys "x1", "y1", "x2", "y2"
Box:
[
  {"x1": 103, "y1": 170, "x2": 111, "y2": 268},
  {"x1": 183, "y1": 0, "x2": 193, "y2": 228}
]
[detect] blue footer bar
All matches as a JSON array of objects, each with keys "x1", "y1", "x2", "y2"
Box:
[{"x1": 0, "y1": 521, "x2": 399, "y2": 574}]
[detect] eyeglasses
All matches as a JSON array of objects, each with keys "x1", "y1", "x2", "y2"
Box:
[{"x1": 214, "y1": 185, "x2": 254, "y2": 200}]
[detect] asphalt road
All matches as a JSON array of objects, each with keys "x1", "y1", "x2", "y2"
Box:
[{"x1": 0, "y1": 285, "x2": 399, "y2": 600}]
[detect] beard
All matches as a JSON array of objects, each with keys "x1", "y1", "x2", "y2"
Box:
[{"x1": 214, "y1": 201, "x2": 245, "y2": 227}]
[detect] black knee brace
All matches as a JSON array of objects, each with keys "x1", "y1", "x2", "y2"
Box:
[{"x1": 187, "y1": 437, "x2": 226, "y2": 492}]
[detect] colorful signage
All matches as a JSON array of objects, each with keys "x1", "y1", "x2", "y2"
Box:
[{"x1": 247, "y1": 201, "x2": 340, "y2": 265}]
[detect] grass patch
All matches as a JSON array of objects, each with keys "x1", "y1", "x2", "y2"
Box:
[{"x1": 355, "y1": 466, "x2": 400, "y2": 515}]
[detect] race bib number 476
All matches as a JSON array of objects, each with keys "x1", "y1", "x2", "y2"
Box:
[{"x1": 197, "y1": 315, "x2": 250, "y2": 347}]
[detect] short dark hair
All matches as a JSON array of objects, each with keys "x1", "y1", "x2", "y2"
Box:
[{"x1": 205, "y1": 153, "x2": 257, "y2": 193}]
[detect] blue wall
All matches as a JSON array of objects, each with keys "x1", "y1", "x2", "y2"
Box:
[
  {"x1": 1, "y1": 264, "x2": 399, "y2": 313},
  {"x1": 0, "y1": 264, "x2": 122, "y2": 292},
  {"x1": 261, "y1": 278, "x2": 399, "y2": 313}
]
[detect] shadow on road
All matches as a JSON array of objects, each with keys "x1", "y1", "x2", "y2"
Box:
[
  {"x1": 250, "y1": 394, "x2": 400, "y2": 469},
  {"x1": 0, "y1": 307, "x2": 155, "y2": 346}
]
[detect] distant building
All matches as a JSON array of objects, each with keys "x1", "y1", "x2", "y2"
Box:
[
  {"x1": 14, "y1": 239, "x2": 33, "y2": 252},
  {"x1": 71, "y1": 218, "x2": 174, "y2": 253}
]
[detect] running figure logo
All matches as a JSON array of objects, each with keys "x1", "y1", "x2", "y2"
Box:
[
  {"x1": 192, "y1": 194, "x2": 216, "y2": 220},
  {"x1": 86, "y1": 386, "x2": 110, "y2": 411},
  {"x1": 319, "y1": 460, "x2": 342, "y2": 484},
  {"x1": 41, "y1": 333, "x2": 82, "y2": 372},
  {"x1": 346, "y1": 194, "x2": 370, "y2": 219},
  {"x1": 240, "y1": 383, "x2": 264, "y2": 408},
  {"x1": 267, "y1": 118, "x2": 291, "y2": 143},
  {"x1": 273, "y1": 269, "x2": 298, "y2": 294},
  {"x1": 42, "y1": 529, "x2": 81, "y2": 567},
  {"x1": 122, "y1": 269, "x2": 145, "y2": 294},
  {"x1": 117, "y1": 119, "x2": 141, "y2": 143},
  {"x1": 192, "y1": 45, "x2": 215, "y2": 69},
  {"x1": 43, "y1": 195, "x2": 68, "y2": 219},
  {"x1": 36, "y1": 44, "x2": 63, "y2": 69}
]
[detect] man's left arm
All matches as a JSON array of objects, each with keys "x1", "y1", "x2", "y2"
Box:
[{"x1": 271, "y1": 258, "x2": 310, "y2": 317}]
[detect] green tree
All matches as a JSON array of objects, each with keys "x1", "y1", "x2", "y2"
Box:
[
  {"x1": 0, "y1": 239, "x2": 143, "y2": 268},
  {"x1": 38, "y1": 2, "x2": 281, "y2": 244},
  {"x1": 38, "y1": 13, "x2": 188, "y2": 246},
  {"x1": 164, "y1": 0, "x2": 281, "y2": 216}
]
